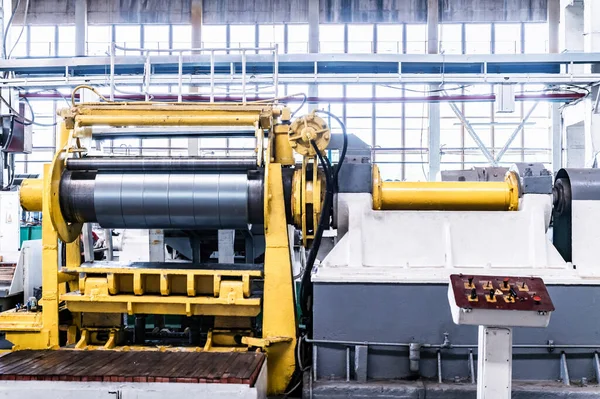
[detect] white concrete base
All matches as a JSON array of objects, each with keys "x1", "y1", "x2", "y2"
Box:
[{"x1": 0, "y1": 363, "x2": 267, "y2": 399}]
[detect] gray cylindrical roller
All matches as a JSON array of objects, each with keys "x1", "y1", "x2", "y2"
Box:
[
  {"x1": 218, "y1": 174, "x2": 249, "y2": 227},
  {"x1": 62, "y1": 171, "x2": 259, "y2": 229},
  {"x1": 143, "y1": 173, "x2": 172, "y2": 227},
  {"x1": 121, "y1": 173, "x2": 146, "y2": 227},
  {"x1": 95, "y1": 173, "x2": 125, "y2": 227},
  {"x1": 193, "y1": 174, "x2": 220, "y2": 226}
]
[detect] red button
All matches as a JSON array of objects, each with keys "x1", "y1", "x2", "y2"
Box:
[{"x1": 533, "y1": 295, "x2": 541, "y2": 304}]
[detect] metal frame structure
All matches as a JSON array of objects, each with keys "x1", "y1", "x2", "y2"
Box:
[
  {"x1": 2, "y1": 101, "x2": 312, "y2": 395},
  {"x1": 1, "y1": 52, "x2": 600, "y2": 89},
  {"x1": 4, "y1": 48, "x2": 600, "y2": 178}
]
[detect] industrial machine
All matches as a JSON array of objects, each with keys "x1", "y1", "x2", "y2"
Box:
[
  {"x1": 311, "y1": 158, "x2": 600, "y2": 398},
  {"x1": 0, "y1": 93, "x2": 337, "y2": 397},
  {"x1": 0, "y1": 88, "x2": 599, "y2": 398}
]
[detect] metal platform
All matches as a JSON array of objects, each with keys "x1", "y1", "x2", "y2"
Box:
[
  {"x1": 2, "y1": 52, "x2": 600, "y2": 90},
  {"x1": 0, "y1": 350, "x2": 265, "y2": 385}
]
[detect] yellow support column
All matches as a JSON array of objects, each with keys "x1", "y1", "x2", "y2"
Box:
[
  {"x1": 41, "y1": 163, "x2": 60, "y2": 348},
  {"x1": 57, "y1": 122, "x2": 70, "y2": 151},
  {"x1": 262, "y1": 163, "x2": 297, "y2": 395}
]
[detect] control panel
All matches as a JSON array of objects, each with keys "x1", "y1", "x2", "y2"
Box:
[{"x1": 448, "y1": 274, "x2": 554, "y2": 328}]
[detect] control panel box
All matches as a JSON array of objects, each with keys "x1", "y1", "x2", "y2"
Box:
[{"x1": 448, "y1": 274, "x2": 554, "y2": 328}]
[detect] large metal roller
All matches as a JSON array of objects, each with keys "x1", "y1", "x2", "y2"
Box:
[
  {"x1": 552, "y1": 168, "x2": 600, "y2": 263},
  {"x1": 371, "y1": 165, "x2": 520, "y2": 211},
  {"x1": 66, "y1": 156, "x2": 258, "y2": 172},
  {"x1": 60, "y1": 170, "x2": 264, "y2": 229}
]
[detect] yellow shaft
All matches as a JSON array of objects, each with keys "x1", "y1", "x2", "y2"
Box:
[
  {"x1": 75, "y1": 114, "x2": 259, "y2": 127},
  {"x1": 20, "y1": 178, "x2": 43, "y2": 212},
  {"x1": 372, "y1": 165, "x2": 519, "y2": 211}
]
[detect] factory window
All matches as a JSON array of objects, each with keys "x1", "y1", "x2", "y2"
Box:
[
  {"x1": 30, "y1": 26, "x2": 56, "y2": 57},
  {"x1": 347, "y1": 24, "x2": 373, "y2": 53},
  {"x1": 494, "y1": 24, "x2": 521, "y2": 54},
  {"x1": 524, "y1": 23, "x2": 548, "y2": 53},
  {"x1": 143, "y1": 25, "x2": 170, "y2": 51},
  {"x1": 87, "y1": 25, "x2": 112, "y2": 56},
  {"x1": 375, "y1": 85, "x2": 403, "y2": 148},
  {"x1": 376, "y1": 162, "x2": 403, "y2": 181},
  {"x1": 377, "y1": 24, "x2": 403, "y2": 54},
  {"x1": 440, "y1": 24, "x2": 462, "y2": 55},
  {"x1": 319, "y1": 24, "x2": 344, "y2": 53},
  {"x1": 230, "y1": 25, "x2": 256, "y2": 50},
  {"x1": 8, "y1": 25, "x2": 27, "y2": 57},
  {"x1": 258, "y1": 25, "x2": 284, "y2": 53},
  {"x1": 317, "y1": 84, "x2": 344, "y2": 119},
  {"x1": 405, "y1": 24, "x2": 427, "y2": 54},
  {"x1": 58, "y1": 26, "x2": 75, "y2": 57},
  {"x1": 115, "y1": 25, "x2": 141, "y2": 55},
  {"x1": 465, "y1": 24, "x2": 491, "y2": 54},
  {"x1": 172, "y1": 25, "x2": 192, "y2": 50},
  {"x1": 202, "y1": 25, "x2": 227, "y2": 50},
  {"x1": 287, "y1": 24, "x2": 309, "y2": 53},
  {"x1": 346, "y1": 85, "x2": 374, "y2": 145}
]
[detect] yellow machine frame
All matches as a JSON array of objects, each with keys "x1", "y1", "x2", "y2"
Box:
[{"x1": 0, "y1": 100, "x2": 310, "y2": 395}]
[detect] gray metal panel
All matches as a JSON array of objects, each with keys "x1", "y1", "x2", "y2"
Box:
[
  {"x1": 94, "y1": 173, "x2": 124, "y2": 227},
  {"x1": 313, "y1": 283, "x2": 600, "y2": 382},
  {"x1": 306, "y1": 380, "x2": 600, "y2": 399}
]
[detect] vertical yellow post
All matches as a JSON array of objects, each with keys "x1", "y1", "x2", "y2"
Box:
[
  {"x1": 272, "y1": 124, "x2": 295, "y2": 166},
  {"x1": 56, "y1": 122, "x2": 70, "y2": 151},
  {"x1": 262, "y1": 163, "x2": 297, "y2": 395},
  {"x1": 41, "y1": 163, "x2": 60, "y2": 348},
  {"x1": 66, "y1": 238, "x2": 80, "y2": 268}
]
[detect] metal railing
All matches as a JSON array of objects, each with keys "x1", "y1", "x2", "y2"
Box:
[{"x1": 109, "y1": 42, "x2": 280, "y2": 104}]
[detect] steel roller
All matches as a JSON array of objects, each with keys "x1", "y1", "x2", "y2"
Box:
[{"x1": 60, "y1": 170, "x2": 264, "y2": 229}]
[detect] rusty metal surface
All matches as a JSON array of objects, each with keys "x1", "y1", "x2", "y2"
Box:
[
  {"x1": 450, "y1": 274, "x2": 555, "y2": 312},
  {"x1": 0, "y1": 265, "x2": 16, "y2": 285},
  {"x1": 0, "y1": 350, "x2": 265, "y2": 385}
]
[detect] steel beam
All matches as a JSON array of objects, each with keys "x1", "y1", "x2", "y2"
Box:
[
  {"x1": 75, "y1": 0, "x2": 87, "y2": 57},
  {"x1": 494, "y1": 102, "x2": 539, "y2": 163},
  {"x1": 551, "y1": 103, "x2": 563, "y2": 171},
  {"x1": 446, "y1": 100, "x2": 498, "y2": 166}
]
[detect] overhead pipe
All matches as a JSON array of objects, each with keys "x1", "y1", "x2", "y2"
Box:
[{"x1": 21, "y1": 92, "x2": 585, "y2": 103}]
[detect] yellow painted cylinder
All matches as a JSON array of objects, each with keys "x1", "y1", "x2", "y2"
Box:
[
  {"x1": 372, "y1": 165, "x2": 519, "y2": 211},
  {"x1": 75, "y1": 114, "x2": 259, "y2": 127},
  {"x1": 20, "y1": 178, "x2": 43, "y2": 212}
]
